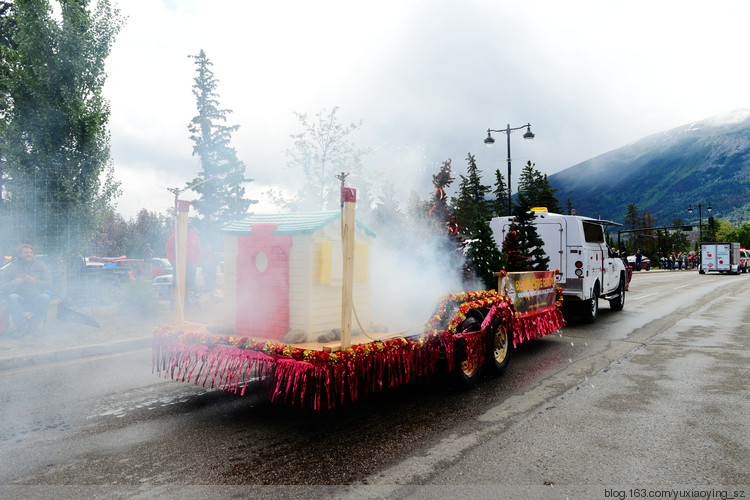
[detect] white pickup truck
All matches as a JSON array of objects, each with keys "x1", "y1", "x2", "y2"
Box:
[{"x1": 490, "y1": 208, "x2": 628, "y2": 323}]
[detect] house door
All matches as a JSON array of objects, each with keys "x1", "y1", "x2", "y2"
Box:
[{"x1": 235, "y1": 223, "x2": 292, "y2": 339}]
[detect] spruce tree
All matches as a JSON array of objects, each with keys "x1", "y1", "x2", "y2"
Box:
[
  {"x1": 512, "y1": 191, "x2": 549, "y2": 271},
  {"x1": 537, "y1": 174, "x2": 562, "y2": 213},
  {"x1": 451, "y1": 153, "x2": 491, "y2": 237},
  {"x1": 429, "y1": 159, "x2": 455, "y2": 233},
  {"x1": 501, "y1": 224, "x2": 526, "y2": 271},
  {"x1": 188, "y1": 50, "x2": 256, "y2": 245},
  {"x1": 566, "y1": 198, "x2": 575, "y2": 215},
  {"x1": 492, "y1": 169, "x2": 509, "y2": 217},
  {"x1": 465, "y1": 205, "x2": 504, "y2": 289}
]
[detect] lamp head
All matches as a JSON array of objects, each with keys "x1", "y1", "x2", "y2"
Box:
[
  {"x1": 523, "y1": 124, "x2": 535, "y2": 141},
  {"x1": 484, "y1": 130, "x2": 495, "y2": 147},
  {"x1": 707, "y1": 204, "x2": 712, "y2": 212},
  {"x1": 688, "y1": 205, "x2": 693, "y2": 214}
]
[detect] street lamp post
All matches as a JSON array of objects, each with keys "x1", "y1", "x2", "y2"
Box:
[
  {"x1": 687, "y1": 203, "x2": 712, "y2": 244},
  {"x1": 484, "y1": 123, "x2": 535, "y2": 215}
]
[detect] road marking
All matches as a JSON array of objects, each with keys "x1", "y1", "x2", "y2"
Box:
[
  {"x1": 673, "y1": 283, "x2": 690, "y2": 290},
  {"x1": 629, "y1": 292, "x2": 658, "y2": 301}
]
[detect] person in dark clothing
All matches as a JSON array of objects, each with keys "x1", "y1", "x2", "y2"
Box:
[{"x1": 0, "y1": 244, "x2": 52, "y2": 337}]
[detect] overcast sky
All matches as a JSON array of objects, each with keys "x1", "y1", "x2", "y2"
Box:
[{"x1": 104, "y1": 0, "x2": 750, "y2": 218}]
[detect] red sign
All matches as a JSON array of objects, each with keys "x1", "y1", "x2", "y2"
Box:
[{"x1": 341, "y1": 187, "x2": 357, "y2": 203}]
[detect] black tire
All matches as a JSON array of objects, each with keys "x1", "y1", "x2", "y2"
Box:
[
  {"x1": 454, "y1": 315, "x2": 483, "y2": 386},
  {"x1": 608, "y1": 277, "x2": 625, "y2": 311},
  {"x1": 581, "y1": 282, "x2": 599, "y2": 323},
  {"x1": 485, "y1": 317, "x2": 513, "y2": 376}
]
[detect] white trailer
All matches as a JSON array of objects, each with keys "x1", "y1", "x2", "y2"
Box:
[
  {"x1": 699, "y1": 242, "x2": 741, "y2": 275},
  {"x1": 490, "y1": 208, "x2": 628, "y2": 323}
]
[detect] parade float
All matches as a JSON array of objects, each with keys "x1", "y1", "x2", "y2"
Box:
[{"x1": 153, "y1": 188, "x2": 565, "y2": 409}]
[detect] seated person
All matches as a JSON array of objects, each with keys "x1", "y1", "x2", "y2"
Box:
[{"x1": 0, "y1": 244, "x2": 52, "y2": 337}]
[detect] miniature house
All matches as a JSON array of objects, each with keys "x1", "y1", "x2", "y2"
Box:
[{"x1": 221, "y1": 212, "x2": 375, "y2": 342}]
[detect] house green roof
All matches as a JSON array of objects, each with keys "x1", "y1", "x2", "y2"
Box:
[{"x1": 221, "y1": 211, "x2": 376, "y2": 238}]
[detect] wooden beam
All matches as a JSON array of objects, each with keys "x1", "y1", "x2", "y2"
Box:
[
  {"x1": 340, "y1": 187, "x2": 357, "y2": 349},
  {"x1": 175, "y1": 200, "x2": 189, "y2": 326}
]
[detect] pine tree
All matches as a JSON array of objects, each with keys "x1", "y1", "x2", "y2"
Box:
[
  {"x1": 429, "y1": 159, "x2": 455, "y2": 233},
  {"x1": 517, "y1": 161, "x2": 560, "y2": 213},
  {"x1": 465, "y1": 205, "x2": 504, "y2": 289},
  {"x1": 537, "y1": 174, "x2": 562, "y2": 213},
  {"x1": 512, "y1": 191, "x2": 549, "y2": 270},
  {"x1": 624, "y1": 204, "x2": 640, "y2": 230},
  {"x1": 517, "y1": 161, "x2": 542, "y2": 205},
  {"x1": 566, "y1": 198, "x2": 575, "y2": 215},
  {"x1": 188, "y1": 50, "x2": 256, "y2": 245},
  {"x1": 501, "y1": 224, "x2": 526, "y2": 271},
  {"x1": 492, "y1": 169, "x2": 509, "y2": 217},
  {"x1": 451, "y1": 153, "x2": 491, "y2": 236}
]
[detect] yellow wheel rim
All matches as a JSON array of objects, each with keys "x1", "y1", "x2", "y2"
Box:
[
  {"x1": 461, "y1": 357, "x2": 478, "y2": 377},
  {"x1": 493, "y1": 325, "x2": 509, "y2": 364}
]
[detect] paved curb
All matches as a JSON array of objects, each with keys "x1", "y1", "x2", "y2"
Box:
[{"x1": 0, "y1": 336, "x2": 153, "y2": 372}]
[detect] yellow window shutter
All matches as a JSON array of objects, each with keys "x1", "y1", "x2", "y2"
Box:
[
  {"x1": 354, "y1": 242, "x2": 368, "y2": 282},
  {"x1": 319, "y1": 240, "x2": 332, "y2": 284}
]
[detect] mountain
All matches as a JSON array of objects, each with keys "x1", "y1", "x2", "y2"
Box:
[{"x1": 547, "y1": 110, "x2": 750, "y2": 226}]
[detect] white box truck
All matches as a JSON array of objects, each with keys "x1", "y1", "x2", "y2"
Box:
[
  {"x1": 699, "y1": 242, "x2": 741, "y2": 274},
  {"x1": 490, "y1": 208, "x2": 628, "y2": 323}
]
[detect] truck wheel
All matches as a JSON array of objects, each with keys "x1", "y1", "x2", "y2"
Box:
[
  {"x1": 608, "y1": 277, "x2": 625, "y2": 311},
  {"x1": 581, "y1": 283, "x2": 599, "y2": 323},
  {"x1": 454, "y1": 316, "x2": 483, "y2": 386},
  {"x1": 485, "y1": 317, "x2": 513, "y2": 376}
]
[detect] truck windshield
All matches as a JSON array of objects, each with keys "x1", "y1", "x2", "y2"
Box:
[{"x1": 583, "y1": 222, "x2": 605, "y2": 243}]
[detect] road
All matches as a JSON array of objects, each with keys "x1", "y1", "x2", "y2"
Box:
[{"x1": 0, "y1": 270, "x2": 748, "y2": 499}]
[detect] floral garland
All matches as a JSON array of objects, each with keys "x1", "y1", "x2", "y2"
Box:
[
  {"x1": 153, "y1": 325, "x2": 420, "y2": 368},
  {"x1": 421, "y1": 290, "x2": 508, "y2": 334},
  {"x1": 153, "y1": 289, "x2": 524, "y2": 374},
  {"x1": 152, "y1": 282, "x2": 565, "y2": 409}
]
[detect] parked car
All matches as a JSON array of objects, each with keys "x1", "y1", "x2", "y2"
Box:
[
  {"x1": 626, "y1": 254, "x2": 651, "y2": 271},
  {"x1": 740, "y1": 249, "x2": 749, "y2": 273},
  {"x1": 152, "y1": 274, "x2": 173, "y2": 299}
]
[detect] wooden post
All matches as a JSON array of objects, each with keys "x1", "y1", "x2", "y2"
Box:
[
  {"x1": 340, "y1": 187, "x2": 357, "y2": 350},
  {"x1": 175, "y1": 200, "x2": 190, "y2": 326}
]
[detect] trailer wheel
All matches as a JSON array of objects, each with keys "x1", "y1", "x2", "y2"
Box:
[
  {"x1": 455, "y1": 316, "x2": 483, "y2": 386},
  {"x1": 581, "y1": 282, "x2": 599, "y2": 323},
  {"x1": 608, "y1": 277, "x2": 625, "y2": 311},
  {"x1": 485, "y1": 317, "x2": 513, "y2": 376}
]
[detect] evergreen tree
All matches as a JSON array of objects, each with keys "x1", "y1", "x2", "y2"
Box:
[
  {"x1": 188, "y1": 50, "x2": 255, "y2": 245},
  {"x1": 623, "y1": 204, "x2": 641, "y2": 253},
  {"x1": 370, "y1": 180, "x2": 404, "y2": 245},
  {"x1": 624, "y1": 204, "x2": 640, "y2": 230},
  {"x1": 451, "y1": 153, "x2": 491, "y2": 236},
  {"x1": 0, "y1": 0, "x2": 124, "y2": 256},
  {"x1": 566, "y1": 198, "x2": 575, "y2": 215},
  {"x1": 465, "y1": 205, "x2": 504, "y2": 289},
  {"x1": 512, "y1": 191, "x2": 549, "y2": 270},
  {"x1": 517, "y1": 161, "x2": 560, "y2": 212},
  {"x1": 501, "y1": 224, "x2": 525, "y2": 271},
  {"x1": 537, "y1": 174, "x2": 562, "y2": 213},
  {"x1": 517, "y1": 161, "x2": 542, "y2": 205},
  {"x1": 429, "y1": 159, "x2": 455, "y2": 233},
  {"x1": 492, "y1": 168, "x2": 509, "y2": 217}
]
